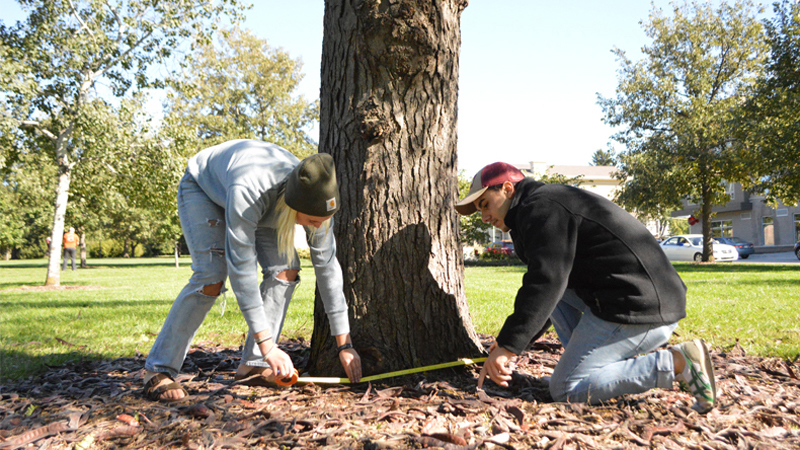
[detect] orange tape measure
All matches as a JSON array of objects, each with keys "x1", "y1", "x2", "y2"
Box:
[{"x1": 274, "y1": 369, "x2": 300, "y2": 386}]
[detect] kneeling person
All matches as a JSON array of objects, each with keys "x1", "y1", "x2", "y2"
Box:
[{"x1": 456, "y1": 162, "x2": 715, "y2": 413}]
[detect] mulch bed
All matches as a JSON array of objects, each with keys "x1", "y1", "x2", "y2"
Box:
[{"x1": 1, "y1": 334, "x2": 798, "y2": 449}]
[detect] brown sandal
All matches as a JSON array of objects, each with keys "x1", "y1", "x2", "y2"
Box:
[{"x1": 144, "y1": 373, "x2": 190, "y2": 402}]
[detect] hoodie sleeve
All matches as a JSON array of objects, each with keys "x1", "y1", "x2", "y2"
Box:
[
  {"x1": 224, "y1": 185, "x2": 270, "y2": 335},
  {"x1": 496, "y1": 200, "x2": 580, "y2": 354},
  {"x1": 306, "y1": 219, "x2": 350, "y2": 336}
]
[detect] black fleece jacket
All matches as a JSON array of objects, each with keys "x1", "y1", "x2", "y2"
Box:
[{"x1": 496, "y1": 178, "x2": 687, "y2": 354}]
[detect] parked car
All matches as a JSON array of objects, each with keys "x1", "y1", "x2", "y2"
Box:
[
  {"x1": 660, "y1": 234, "x2": 739, "y2": 262},
  {"x1": 795, "y1": 241, "x2": 800, "y2": 261},
  {"x1": 486, "y1": 240, "x2": 515, "y2": 256},
  {"x1": 712, "y1": 236, "x2": 755, "y2": 259}
]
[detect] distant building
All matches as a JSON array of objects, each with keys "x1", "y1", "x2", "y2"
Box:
[
  {"x1": 672, "y1": 182, "x2": 800, "y2": 252},
  {"x1": 514, "y1": 162, "x2": 622, "y2": 201}
]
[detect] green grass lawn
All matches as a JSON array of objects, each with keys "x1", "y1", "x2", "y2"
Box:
[{"x1": 1, "y1": 257, "x2": 799, "y2": 381}]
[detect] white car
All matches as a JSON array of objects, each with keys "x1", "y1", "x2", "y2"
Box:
[{"x1": 660, "y1": 234, "x2": 739, "y2": 262}]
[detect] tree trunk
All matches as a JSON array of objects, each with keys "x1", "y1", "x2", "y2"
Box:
[
  {"x1": 700, "y1": 180, "x2": 715, "y2": 263},
  {"x1": 309, "y1": 0, "x2": 480, "y2": 377},
  {"x1": 4, "y1": 248, "x2": 10, "y2": 261},
  {"x1": 123, "y1": 238, "x2": 130, "y2": 258},
  {"x1": 44, "y1": 168, "x2": 71, "y2": 285},
  {"x1": 80, "y1": 231, "x2": 87, "y2": 268}
]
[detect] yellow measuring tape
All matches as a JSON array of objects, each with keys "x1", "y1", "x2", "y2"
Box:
[{"x1": 276, "y1": 357, "x2": 488, "y2": 386}]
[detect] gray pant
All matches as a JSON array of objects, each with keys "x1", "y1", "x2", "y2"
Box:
[
  {"x1": 62, "y1": 248, "x2": 76, "y2": 271},
  {"x1": 548, "y1": 289, "x2": 678, "y2": 404},
  {"x1": 145, "y1": 172, "x2": 300, "y2": 377}
]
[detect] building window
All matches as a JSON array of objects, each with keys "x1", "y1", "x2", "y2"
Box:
[
  {"x1": 763, "y1": 216, "x2": 775, "y2": 246},
  {"x1": 795, "y1": 214, "x2": 800, "y2": 243},
  {"x1": 711, "y1": 220, "x2": 733, "y2": 238}
]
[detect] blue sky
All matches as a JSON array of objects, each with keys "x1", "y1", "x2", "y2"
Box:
[{"x1": 2, "y1": 1, "x2": 776, "y2": 176}]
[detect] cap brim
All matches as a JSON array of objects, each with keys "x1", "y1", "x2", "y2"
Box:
[{"x1": 455, "y1": 186, "x2": 488, "y2": 215}]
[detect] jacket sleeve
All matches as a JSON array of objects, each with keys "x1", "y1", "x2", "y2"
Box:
[
  {"x1": 306, "y1": 219, "x2": 350, "y2": 336},
  {"x1": 224, "y1": 185, "x2": 270, "y2": 335},
  {"x1": 496, "y1": 200, "x2": 579, "y2": 354}
]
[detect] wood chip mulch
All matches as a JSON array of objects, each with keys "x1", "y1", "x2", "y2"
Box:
[{"x1": 1, "y1": 334, "x2": 798, "y2": 449}]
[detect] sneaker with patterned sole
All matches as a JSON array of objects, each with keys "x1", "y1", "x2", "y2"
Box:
[{"x1": 674, "y1": 339, "x2": 717, "y2": 413}]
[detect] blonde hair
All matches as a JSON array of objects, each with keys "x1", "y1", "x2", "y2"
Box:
[
  {"x1": 275, "y1": 192, "x2": 333, "y2": 262},
  {"x1": 275, "y1": 194, "x2": 297, "y2": 262}
]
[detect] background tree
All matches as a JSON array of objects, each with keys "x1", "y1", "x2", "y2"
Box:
[
  {"x1": 458, "y1": 171, "x2": 491, "y2": 246},
  {"x1": 0, "y1": 0, "x2": 245, "y2": 285},
  {"x1": 165, "y1": 27, "x2": 319, "y2": 157},
  {"x1": 309, "y1": 0, "x2": 482, "y2": 377},
  {"x1": 590, "y1": 147, "x2": 616, "y2": 166},
  {"x1": 0, "y1": 186, "x2": 25, "y2": 260},
  {"x1": 613, "y1": 150, "x2": 686, "y2": 238},
  {"x1": 0, "y1": 150, "x2": 56, "y2": 259},
  {"x1": 598, "y1": 0, "x2": 768, "y2": 262},
  {"x1": 738, "y1": 0, "x2": 800, "y2": 206}
]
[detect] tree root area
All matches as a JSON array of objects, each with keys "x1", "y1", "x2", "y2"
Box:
[{"x1": 1, "y1": 334, "x2": 798, "y2": 449}]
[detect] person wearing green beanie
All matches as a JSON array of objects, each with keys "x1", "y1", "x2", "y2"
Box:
[{"x1": 143, "y1": 140, "x2": 360, "y2": 402}]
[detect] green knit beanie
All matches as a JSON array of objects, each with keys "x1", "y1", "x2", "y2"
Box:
[{"x1": 285, "y1": 153, "x2": 340, "y2": 217}]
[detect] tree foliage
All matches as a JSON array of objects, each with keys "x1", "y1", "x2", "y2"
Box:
[
  {"x1": 0, "y1": 0, "x2": 245, "y2": 281},
  {"x1": 590, "y1": 147, "x2": 616, "y2": 166},
  {"x1": 457, "y1": 171, "x2": 491, "y2": 245},
  {"x1": 165, "y1": 27, "x2": 319, "y2": 158},
  {"x1": 738, "y1": 0, "x2": 800, "y2": 206},
  {"x1": 598, "y1": 0, "x2": 768, "y2": 261}
]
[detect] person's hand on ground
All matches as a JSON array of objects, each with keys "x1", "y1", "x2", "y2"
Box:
[
  {"x1": 339, "y1": 348, "x2": 362, "y2": 383},
  {"x1": 263, "y1": 347, "x2": 295, "y2": 381},
  {"x1": 477, "y1": 341, "x2": 516, "y2": 389}
]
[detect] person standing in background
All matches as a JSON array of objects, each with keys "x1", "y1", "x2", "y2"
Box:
[{"x1": 62, "y1": 227, "x2": 79, "y2": 271}]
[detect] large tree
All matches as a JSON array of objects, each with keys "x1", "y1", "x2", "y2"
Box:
[
  {"x1": 0, "y1": 0, "x2": 245, "y2": 285},
  {"x1": 309, "y1": 0, "x2": 482, "y2": 376},
  {"x1": 165, "y1": 26, "x2": 319, "y2": 157},
  {"x1": 738, "y1": 0, "x2": 800, "y2": 206},
  {"x1": 598, "y1": 0, "x2": 768, "y2": 262}
]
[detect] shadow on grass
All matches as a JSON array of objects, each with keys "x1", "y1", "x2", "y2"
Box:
[{"x1": 0, "y1": 347, "x2": 107, "y2": 383}]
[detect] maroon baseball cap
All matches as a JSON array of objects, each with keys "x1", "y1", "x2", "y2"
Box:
[{"x1": 455, "y1": 162, "x2": 525, "y2": 215}]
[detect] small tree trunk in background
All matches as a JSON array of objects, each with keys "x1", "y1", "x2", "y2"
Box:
[
  {"x1": 123, "y1": 238, "x2": 130, "y2": 258},
  {"x1": 701, "y1": 179, "x2": 715, "y2": 263},
  {"x1": 309, "y1": 0, "x2": 481, "y2": 377},
  {"x1": 45, "y1": 168, "x2": 71, "y2": 285},
  {"x1": 4, "y1": 249, "x2": 10, "y2": 261},
  {"x1": 80, "y1": 231, "x2": 87, "y2": 268}
]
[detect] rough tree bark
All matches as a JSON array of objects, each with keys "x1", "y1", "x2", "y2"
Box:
[{"x1": 308, "y1": 0, "x2": 481, "y2": 377}]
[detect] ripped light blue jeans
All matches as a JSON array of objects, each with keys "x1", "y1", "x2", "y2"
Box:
[
  {"x1": 548, "y1": 289, "x2": 678, "y2": 404},
  {"x1": 145, "y1": 172, "x2": 300, "y2": 377}
]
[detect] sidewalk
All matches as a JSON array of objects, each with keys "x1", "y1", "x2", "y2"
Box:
[{"x1": 734, "y1": 251, "x2": 799, "y2": 264}]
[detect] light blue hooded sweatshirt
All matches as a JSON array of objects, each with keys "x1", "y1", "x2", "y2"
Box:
[{"x1": 185, "y1": 139, "x2": 350, "y2": 337}]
